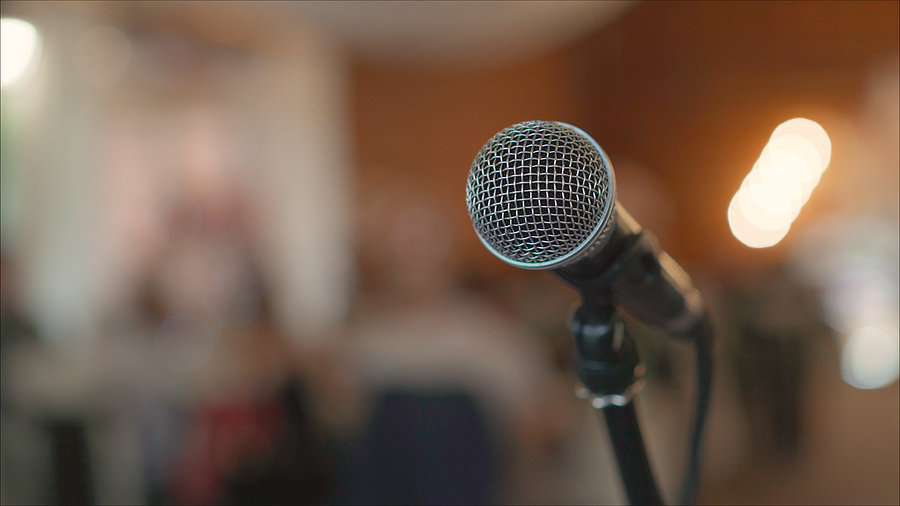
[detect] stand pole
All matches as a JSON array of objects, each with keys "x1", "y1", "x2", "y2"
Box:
[
  {"x1": 602, "y1": 404, "x2": 663, "y2": 505},
  {"x1": 570, "y1": 304, "x2": 663, "y2": 505}
]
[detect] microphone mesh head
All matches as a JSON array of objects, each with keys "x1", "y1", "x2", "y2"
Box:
[{"x1": 466, "y1": 121, "x2": 616, "y2": 269}]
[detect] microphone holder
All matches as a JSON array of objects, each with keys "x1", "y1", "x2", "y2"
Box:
[
  {"x1": 465, "y1": 121, "x2": 712, "y2": 505},
  {"x1": 570, "y1": 302, "x2": 663, "y2": 505},
  {"x1": 555, "y1": 225, "x2": 713, "y2": 506}
]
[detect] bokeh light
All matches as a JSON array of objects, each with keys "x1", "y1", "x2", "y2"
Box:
[
  {"x1": 790, "y1": 216, "x2": 899, "y2": 390},
  {"x1": 752, "y1": 161, "x2": 804, "y2": 218},
  {"x1": 763, "y1": 134, "x2": 823, "y2": 203},
  {"x1": 840, "y1": 326, "x2": 900, "y2": 389},
  {"x1": 820, "y1": 263, "x2": 898, "y2": 334},
  {"x1": 738, "y1": 178, "x2": 794, "y2": 229},
  {"x1": 770, "y1": 117, "x2": 832, "y2": 170},
  {"x1": 73, "y1": 25, "x2": 132, "y2": 89},
  {"x1": 727, "y1": 193, "x2": 790, "y2": 248},
  {"x1": 0, "y1": 17, "x2": 42, "y2": 88},
  {"x1": 729, "y1": 118, "x2": 831, "y2": 248}
]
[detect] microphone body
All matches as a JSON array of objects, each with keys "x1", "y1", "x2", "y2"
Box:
[
  {"x1": 465, "y1": 121, "x2": 713, "y2": 505},
  {"x1": 465, "y1": 120, "x2": 704, "y2": 335}
]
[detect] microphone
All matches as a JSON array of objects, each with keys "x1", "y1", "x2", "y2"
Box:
[
  {"x1": 465, "y1": 121, "x2": 713, "y2": 505},
  {"x1": 465, "y1": 120, "x2": 704, "y2": 334}
]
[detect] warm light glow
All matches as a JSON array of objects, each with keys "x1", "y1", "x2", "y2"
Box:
[
  {"x1": 760, "y1": 139, "x2": 821, "y2": 206},
  {"x1": 0, "y1": 18, "x2": 42, "y2": 88},
  {"x1": 729, "y1": 118, "x2": 831, "y2": 248},
  {"x1": 747, "y1": 160, "x2": 803, "y2": 218},
  {"x1": 770, "y1": 118, "x2": 832, "y2": 169},
  {"x1": 841, "y1": 326, "x2": 900, "y2": 389},
  {"x1": 728, "y1": 194, "x2": 790, "y2": 248},
  {"x1": 739, "y1": 178, "x2": 794, "y2": 228}
]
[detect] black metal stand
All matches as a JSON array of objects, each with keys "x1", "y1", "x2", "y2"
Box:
[
  {"x1": 570, "y1": 303, "x2": 663, "y2": 505},
  {"x1": 558, "y1": 219, "x2": 714, "y2": 506},
  {"x1": 602, "y1": 404, "x2": 662, "y2": 505}
]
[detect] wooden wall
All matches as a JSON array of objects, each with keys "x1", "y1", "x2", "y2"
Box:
[{"x1": 351, "y1": 1, "x2": 899, "y2": 291}]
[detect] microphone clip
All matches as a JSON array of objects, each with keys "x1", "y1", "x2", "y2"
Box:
[
  {"x1": 570, "y1": 304, "x2": 645, "y2": 407},
  {"x1": 556, "y1": 225, "x2": 705, "y2": 337}
]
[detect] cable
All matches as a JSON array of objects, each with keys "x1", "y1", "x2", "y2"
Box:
[{"x1": 678, "y1": 314, "x2": 715, "y2": 505}]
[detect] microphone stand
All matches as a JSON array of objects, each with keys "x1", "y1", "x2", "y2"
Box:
[
  {"x1": 570, "y1": 303, "x2": 663, "y2": 505},
  {"x1": 556, "y1": 223, "x2": 714, "y2": 506}
]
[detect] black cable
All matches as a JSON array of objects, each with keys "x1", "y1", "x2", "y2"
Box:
[
  {"x1": 600, "y1": 314, "x2": 714, "y2": 506},
  {"x1": 678, "y1": 314, "x2": 715, "y2": 506},
  {"x1": 601, "y1": 402, "x2": 664, "y2": 505},
  {"x1": 563, "y1": 256, "x2": 714, "y2": 505}
]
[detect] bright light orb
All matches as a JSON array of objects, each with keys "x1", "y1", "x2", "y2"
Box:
[
  {"x1": 737, "y1": 179, "x2": 793, "y2": 230},
  {"x1": 761, "y1": 140, "x2": 822, "y2": 206},
  {"x1": 729, "y1": 118, "x2": 832, "y2": 248},
  {"x1": 841, "y1": 326, "x2": 900, "y2": 389},
  {"x1": 747, "y1": 161, "x2": 804, "y2": 218},
  {"x1": 770, "y1": 118, "x2": 832, "y2": 170},
  {"x1": 0, "y1": 18, "x2": 42, "y2": 88},
  {"x1": 728, "y1": 193, "x2": 790, "y2": 248}
]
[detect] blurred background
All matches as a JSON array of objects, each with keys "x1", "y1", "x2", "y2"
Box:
[{"x1": 0, "y1": 1, "x2": 897, "y2": 504}]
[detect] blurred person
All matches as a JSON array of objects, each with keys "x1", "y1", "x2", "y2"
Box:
[
  {"x1": 341, "y1": 289, "x2": 549, "y2": 504},
  {"x1": 0, "y1": 253, "x2": 41, "y2": 430},
  {"x1": 2, "y1": 253, "x2": 98, "y2": 505},
  {"x1": 0, "y1": 253, "x2": 53, "y2": 505},
  {"x1": 336, "y1": 183, "x2": 593, "y2": 504},
  {"x1": 168, "y1": 299, "x2": 338, "y2": 506},
  {"x1": 130, "y1": 187, "x2": 339, "y2": 505},
  {"x1": 721, "y1": 265, "x2": 832, "y2": 461}
]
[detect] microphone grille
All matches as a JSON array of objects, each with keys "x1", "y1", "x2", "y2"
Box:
[{"x1": 466, "y1": 121, "x2": 616, "y2": 269}]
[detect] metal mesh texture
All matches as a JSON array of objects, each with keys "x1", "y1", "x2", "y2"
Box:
[{"x1": 466, "y1": 121, "x2": 613, "y2": 266}]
